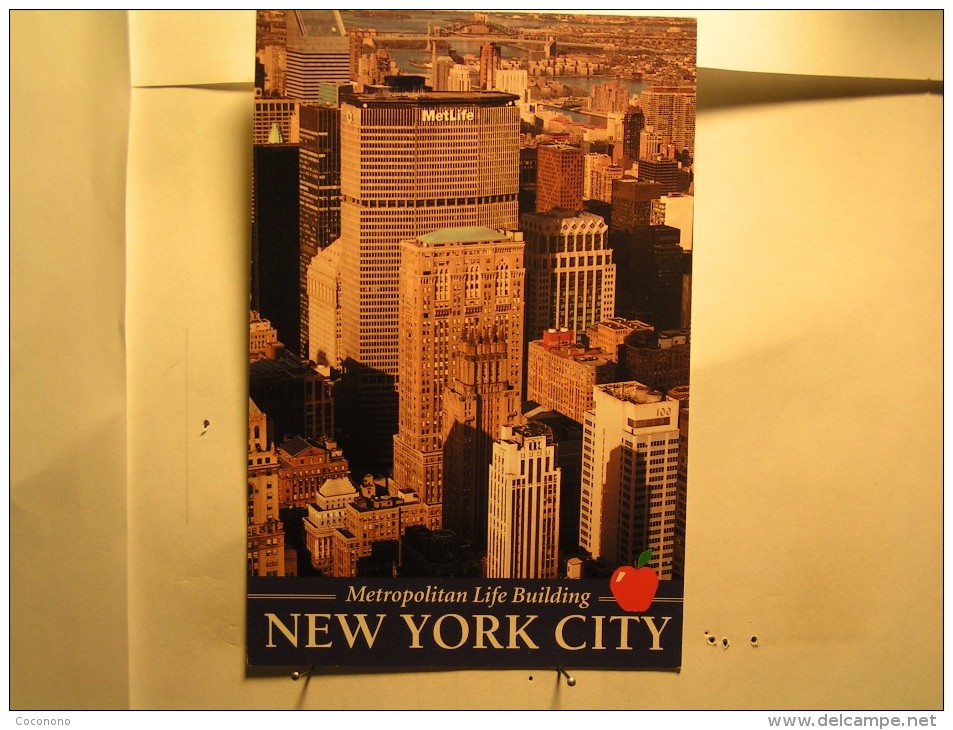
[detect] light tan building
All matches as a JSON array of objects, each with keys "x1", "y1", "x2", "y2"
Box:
[
  {"x1": 586, "y1": 317, "x2": 655, "y2": 362},
  {"x1": 247, "y1": 398, "x2": 285, "y2": 577},
  {"x1": 526, "y1": 328, "x2": 616, "y2": 424},
  {"x1": 521, "y1": 209, "x2": 615, "y2": 343},
  {"x1": 306, "y1": 239, "x2": 343, "y2": 367},
  {"x1": 486, "y1": 422, "x2": 561, "y2": 579},
  {"x1": 302, "y1": 476, "x2": 358, "y2": 573},
  {"x1": 249, "y1": 311, "x2": 281, "y2": 361},
  {"x1": 639, "y1": 86, "x2": 696, "y2": 155},
  {"x1": 393, "y1": 227, "x2": 525, "y2": 531},
  {"x1": 337, "y1": 91, "x2": 520, "y2": 458},
  {"x1": 579, "y1": 381, "x2": 682, "y2": 579}
]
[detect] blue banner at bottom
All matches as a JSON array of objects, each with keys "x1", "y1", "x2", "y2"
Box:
[{"x1": 247, "y1": 577, "x2": 683, "y2": 670}]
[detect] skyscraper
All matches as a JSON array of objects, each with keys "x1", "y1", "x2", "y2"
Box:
[
  {"x1": 394, "y1": 227, "x2": 525, "y2": 532},
  {"x1": 521, "y1": 209, "x2": 616, "y2": 343},
  {"x1": 337, "y1": 91, "x2": 520, "y2": 465},
  {"x1": 579, "y1": 381, "x2": 681, "y2": 578},
  {"x1": 479, "y1": 42, "x2": 501, "y2": 90},
  {"x1": 298, "y1": 103, "x2": 341, "y2": 357},
  {"x1": 285, "y1": 10, "x2": 350, "y2": 103},
  {"x1": 637, "y1": 156, "x2": 680, "y2": 195},
  {"x1": 251, "y1": 143, "x2": 300, "y2": 355},
  {"x1": 486, "y1": 422, "x2": 561, "y2": 579},
  {"x1": 639, "y1": 86, "x2": 696, "y2": 155},
  {"x1": 622, "y1": 106, "x2": 645, "y2": 165},
  {"x1": 536, "y1": 144, "x2": 584, "y2": 213}
]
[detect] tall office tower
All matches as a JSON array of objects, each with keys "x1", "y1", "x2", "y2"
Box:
[
  {"x1": 479, "y1": 42, "x2": 501, "y2": 90},
  {"x1": 298, "y1": 103, "x2": 341, "y2": 358},
  {"x1": 257, "y1": 45, "x2": 287, "y2": 96},
  {"x1": 536, "y1": 144, "x2": 584, "y2": 213},
  {"x1": 610, "y1": 224, "x2": 684, "y2": 326},
  {"x1": 285, "y1": 10, "x2": 350, "y2": 103},
  {"x1": 639, "y1": 86, "x2": 696, "y2": 155},
  {"x1": 521, "y1": 210, "x2": 615, "y2": 344},
  {"x1": 681, "y1": 251, "x2": 692, "y2": 329},
  {"x1": 443, "y1": 331, "x2": 521, "y2": 545},
  {"x1": 306, "y1": 239, "x2": 343, "y2": 367},
  {"x1": 526, "y1": 329, "x2": 616, "y2": 424},
  {"x1": 253, "y1": 95, "x2": 299, "y2": 145},
  {"x1": 248, "y1": 398, "x2": 286, "y2": 577},
  {"x1": 486, "y1": 422, "x2": 561, "y2": 579},
  {"x1": 622, "y1": 107, "x2": 645, "y2": 164},
  {"x1": 647, "y1": 239, "x2": 685, "y2": 330},
  {"x1": 591, "y1": 164, "x2": 624, "y2": 204},
  {"x1": 394, "y1": 227, "x2": 525, "y2": 531},
  {"x1": 667, "y1": 385, "x2": 689, "y2": 579},
  {"x1": 493, "y1": 69, "x2": 529, "y2": 104},
  {"x1": 637, "y1": 156, "x2": 680, "y2": 195},
  {"x1": 337, "y1": 91, "x2": 520, "y2": 466},
  {"x1": 519, "y1": 146, "x2": 538, "y2": 215},
  {"x1": 590, "y1": 80, "x2": 630, "y2": 114},
  {"x1": 610, "y1": 178, "x2": 662, "y2": 233},
  {"x1": 447, "y1": 64, "x2": 471, "y2": 91},
  {"x1": 583, "y1": 153, "x2": 611, "y2": 200},
  {"x1": 579, "y1": 381, "x2": 681, "y2": 578},
  {"x1": 347, "y1": 31, "x2": 362, "y2": 82},
  {"x1": 252, "y1": 143, "x2": 300, "y2": 355},
  {"x1": 431, "y1": 56, "x2": 454, "y2": 91}
]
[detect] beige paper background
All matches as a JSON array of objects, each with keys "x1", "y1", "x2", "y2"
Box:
[{"x1": 10, "y1": 10, "x2": 943, "y2": 710}]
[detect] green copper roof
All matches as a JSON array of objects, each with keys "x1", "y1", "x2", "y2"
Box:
[{"x1": 417, "y1": 227, "x2": 507, "y2": 245}]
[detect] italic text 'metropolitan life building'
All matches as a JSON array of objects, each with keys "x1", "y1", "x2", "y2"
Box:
[{"x1": 337, "y1": 91, "x2": 520, "y2": 467}]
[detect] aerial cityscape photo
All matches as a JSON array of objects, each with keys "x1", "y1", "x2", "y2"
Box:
[{"x1": 248, "y1": 9, "x2": 696, "y2": 591}]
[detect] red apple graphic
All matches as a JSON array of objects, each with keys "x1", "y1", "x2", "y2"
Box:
[{"x1": 610, "y1": 549, "x2": 659, "y2": 612}]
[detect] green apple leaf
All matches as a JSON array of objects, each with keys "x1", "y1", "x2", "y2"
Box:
[{"x1": 637, "y1": 549, "x2": 652, "y2": 568}]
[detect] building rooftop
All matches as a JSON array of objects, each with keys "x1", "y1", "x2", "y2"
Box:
[
  {"x1": 290, "y1": 10, "x2": 346, "y2": 39},
  {"x1": 416, "y1": 227, "x2": 513, "y2": 246},
  {"x1": 319, "y1": 476, "x2": 357, "y2": 498},
  {"x1": 599, "y1": 380, "x2": 665, "y2": 405},
  {"x1": 343, "y1": 91, "x2": 519, "y2": 107}
]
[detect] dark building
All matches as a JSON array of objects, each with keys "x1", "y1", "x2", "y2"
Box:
[
  {"x1": 610, "y1": 178, "x2": 662, "y2": 233},
  {"x1": 399, "y1": 525, "x2": 482, "y2": 578},
  {"x1": 298, "y1": 104, "x2": 341, "y2": 357},
  {"x1": 637, "y1": 156, "x2": 679, "y2": 195},
  {"x1": 519, "y1": 146, "x2": 538, "y2": 216},
  {"x1": 523, "y1": 408, "x2": 584, "y2": 554},
  {"x1": 620, "y1": 329, "x2": 690, "y2": 395},
  {"x1": 249, "y1": 346, "x2": 336, "y2": 443},
  {"x1": 252, "y1": 144, "x2": 301, "y2": 355},
  {"x1": 622, "y1": 107, "x2": 645, "y2": 166},
  {"x1": 609, "y1": 224, "x2": 684, "y2": 328}
]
